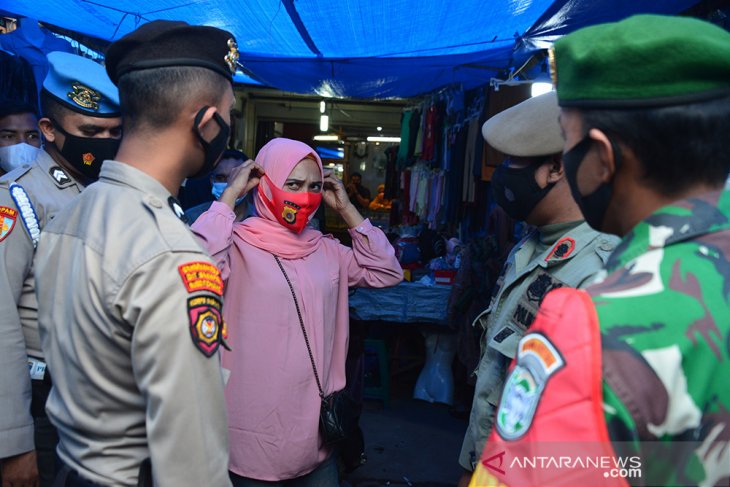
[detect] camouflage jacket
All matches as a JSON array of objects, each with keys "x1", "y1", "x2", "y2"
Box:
[{"x1": 590, "y1": 190, "x2": 730, "y2": 486}]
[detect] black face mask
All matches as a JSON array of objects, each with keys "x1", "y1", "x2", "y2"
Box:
[
  {"x1": 52, "y1": 120, "x2": 120, "y2": 182},
  {"x1": 562, "y1": 135, "x2": 622, "y2": 231},
  {"x1": 492, "y1": 159, "x2": 556, "y2": 221},
  {"x1": 191, "y1": 107, "x2": 230, "y2": 178}
]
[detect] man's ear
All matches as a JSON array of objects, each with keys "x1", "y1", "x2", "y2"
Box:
[
  {"x1": 588, "y1": 128, "x2": 618, "y2": 184},
  {"x1": 547, "y1": 155, "x2": 564, "y2": 183},
  {"x1": 38, "y1": 117, "x2": 56, "y2": 143},
  {"x1": 194, "y1": 106, "x2": 219, "y2": 140}
]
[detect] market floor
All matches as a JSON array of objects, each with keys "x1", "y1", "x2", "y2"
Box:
[{"x1": 341, "y1": 374, "x2": 468, "y2": 487}]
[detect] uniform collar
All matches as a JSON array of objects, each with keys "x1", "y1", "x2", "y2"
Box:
[
  {"x1": 36, "y1": 150, "x2": 84, "y2": 190},
  {"x1": 514, "y1": 221, "x2": 603, "y2": 271},
  {"x1": 99, "y1": 160, "x2": 187, "y2": 223},
  {"x1": 606, "y1": 189, "x2": 730, "y2": 272},
  {"x1": 99, "y1": 160, "x2": 173, "y2": 199}
]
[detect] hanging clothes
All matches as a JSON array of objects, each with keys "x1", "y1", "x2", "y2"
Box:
[
  {"x1": 421, "y1": 103, "x2": 438, "y2": 163},
  {"x1": 396, "y1": 110, "x2": 414, "y2": 170}
]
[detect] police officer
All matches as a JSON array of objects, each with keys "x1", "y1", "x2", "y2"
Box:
[
  {"x1": 458, "y1": 91, "x2": 619, "y2": 486},
  {"x1": 35, "y1": 21, "x2": 239, "y2": 487},
  {"x1": 0, "y1": 53, "x2": 121, "y2": 487},
  {"x1": 0, "y1": 100, "x2": 42, "y2": 176},
  {"x1": 471, "y1": 14, "x2": 730, "y2": 487}
]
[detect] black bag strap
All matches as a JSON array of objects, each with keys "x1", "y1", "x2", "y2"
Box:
[{"x1": 273, "y1": 255, "x2": 325, "y2": 400}]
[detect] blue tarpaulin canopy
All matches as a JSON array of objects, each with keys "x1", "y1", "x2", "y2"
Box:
[{"x1": 2, "y1": 0, "x2": 703, "y2": 98}]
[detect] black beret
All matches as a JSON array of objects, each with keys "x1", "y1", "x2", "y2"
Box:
[{"x1": 105, "y1": 20, "x2": 238, "y2": 85}]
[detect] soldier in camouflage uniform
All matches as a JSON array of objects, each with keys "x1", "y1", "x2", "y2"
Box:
[{"x1": 471, "y1": 14, "x2": 730, "y2": 487}]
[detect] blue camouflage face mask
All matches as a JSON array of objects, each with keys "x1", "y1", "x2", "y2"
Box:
[{"x1": 211, "y1": 181, "x2": 244, "y2": 206}]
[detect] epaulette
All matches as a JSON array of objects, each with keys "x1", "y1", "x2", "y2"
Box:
[
  {"x1": 9, "y1": 183, "x2": 40, "y2": 248},
  {"x1": 0, "y1": 164, "x2": 33, "y2": 185}
]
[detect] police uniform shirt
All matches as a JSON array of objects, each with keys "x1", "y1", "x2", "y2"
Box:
[
  {"x1": 35, "y1": 160, "x2": 231, "y2": 486},
  {"x1": 0, "y1": 151, "x2": 83, "y2": 459},
  {"x1": 459, "y1": 221, "x2": 619, "y2": 470}
]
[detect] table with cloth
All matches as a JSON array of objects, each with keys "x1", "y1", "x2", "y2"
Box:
[{"x1": 349, "y1": 281, "x2": 456, "y2": 405}]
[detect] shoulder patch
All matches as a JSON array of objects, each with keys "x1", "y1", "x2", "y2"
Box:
[
  {"x1": 9, "y1": 184, "x2": 40, "y2": 248},
  {"x1": 187, "y1": 295, "x2": 227, "y2": 357},
  {"x1": 496, "y1": 332, "x2": 565, "y2": 440},
  {"x1": 178, "y1": 261, "x2": 223, "y2": 295},
  {"x1": 0, "y1": 206, "x2": 18, "y2": 242},
  {"x1": 545, "y1": 237, "x2": 576, "y2": 262}
]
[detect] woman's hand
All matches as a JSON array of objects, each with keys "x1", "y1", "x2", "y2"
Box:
[
  {"x1": 322, "y1": 170, "x2": 364, "y2": 228},
  {"x1": 322, "y1": 170, "x2": 351, "y2": 213},
  {"x1": 220, "y1": 159, "x2": 264, "y2": 210}
]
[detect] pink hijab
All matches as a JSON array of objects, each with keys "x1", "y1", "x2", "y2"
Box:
[{"x1": 236, "y1": 138, "x2": 325, "y2": 259}]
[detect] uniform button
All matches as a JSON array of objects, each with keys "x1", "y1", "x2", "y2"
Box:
[
  {"x1": 599, "y1": 239, "x2": 614, "y2": 251},
  {"x1": 146, "y1": 196, "x2": 163, "y2": 208}
]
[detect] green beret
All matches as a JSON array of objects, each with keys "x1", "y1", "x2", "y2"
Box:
[
  {"x1": 550, "y1": 14, "x2": 730, "y2": 108},
  {"x1": 105, "y1": 20, "x2": 238, "y2": 85}
]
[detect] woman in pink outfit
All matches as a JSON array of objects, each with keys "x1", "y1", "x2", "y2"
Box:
[{"x1": 192, "y1": 138, "x2": 403, "y2": 486}]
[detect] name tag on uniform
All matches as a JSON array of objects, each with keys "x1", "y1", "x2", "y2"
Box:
[{"x1": 28, "y1": 357, "x2": 47, "y2": 380}]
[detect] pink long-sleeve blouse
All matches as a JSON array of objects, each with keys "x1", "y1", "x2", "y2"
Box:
[{"x1": 192, "y1": 201, "x2": 402, "y2": 480}]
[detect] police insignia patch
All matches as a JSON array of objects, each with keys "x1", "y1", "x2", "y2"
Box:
[
  {"x1": 67, "y1": 82, "x2": 102, "y2": 111},
  {"x1": 168, "y1": 196, "x2": 190, "y2": 224},
  {"x1": 281, "y1": 200, "x2": 301, "y2": 225},
  {"x1": 49, "y1": 166, "x2": 71, "y2": 185},
  {"x1": 0, "y1": 206, "x2": 18, "y2": 242},
  {"x1": 178, "y1": 261, "x2": 224, "y2": 295},
  {"x1": 496, "y1": 332, "x2": 565, "y2": 440},
  {"x1": 82, "y1": 153, "x2": 95, "y2": 166},
  {"x1": 225, "y1": 38, "x2": 239, "y2": 73},
  {"x1": 188, "y1": 295, "x2": 224, "y2": 357},
  {"x1": 545, "y1": 237, "x2": 575, "y2": 261}
]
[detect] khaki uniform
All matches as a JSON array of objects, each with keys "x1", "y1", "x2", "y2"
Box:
[
  {"x1": 0, "y1": 151, "x2": 83, "y2": 459},
  {"x1": 459, "y1": 221, "x2": 619, "y2": 470},
  {"x1": 35, "y1": 160, "x2": 231, "y2": 487}
]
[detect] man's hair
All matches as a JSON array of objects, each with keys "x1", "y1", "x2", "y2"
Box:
[
  {"x1": 581, "y1": 95, "x2": 730, "y2": 195},
  {"x1": 351, "y1": 172, "x2": 362, "y2": 179},
  {"x1": 117, "y1": 66, "x2": 229, "y2": 133},
  {"x1": 0, "y1": 100, "x2": 38, "y2": 120},
  {"x1": 39, "y1": 91, "x2": 69, "y2": 122}
]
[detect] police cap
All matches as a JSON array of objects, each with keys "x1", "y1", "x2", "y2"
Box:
[
  {"x1": 481, "y1": 91, "x2": 563, "y2": 157},
  {"x1": 105, "y1": 20, "x2": 239, "y2": 85},
  {"x1": 43, "y1": 51, "x2": 120, "y2": 117}
]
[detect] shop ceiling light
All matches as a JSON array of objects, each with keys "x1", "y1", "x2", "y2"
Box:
[
  {"x1": 313, "y1": 134, "x2": 339, "y2": 141},
  {"x1": 367, "y1": 136, "x2": 401, "y2": 143},
  {"x1": 320, "y1": 100, "x2": 326, "y2": 113},
  {"x1": 319, "y1": 114, "x2": 329, "y2": 132}
]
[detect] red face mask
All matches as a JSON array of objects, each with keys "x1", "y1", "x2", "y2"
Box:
[{"x1": 259, "y1": 174, "x2": 322, "y2": 234}]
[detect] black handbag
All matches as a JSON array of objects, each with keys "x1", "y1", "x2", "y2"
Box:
[
  {"x1": 274, "y1": 256, "x2": 360, "y2": 446},
  {"x1": 319, "y1": 388, "x2": 359, "y2": 445}
]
